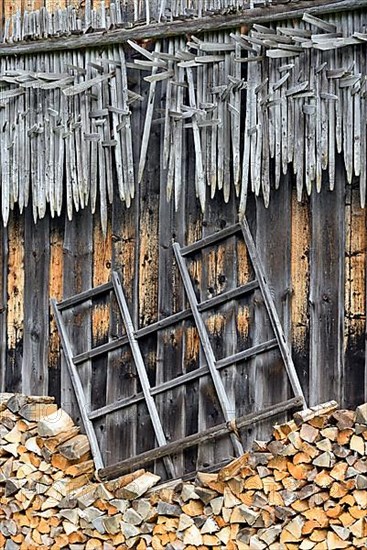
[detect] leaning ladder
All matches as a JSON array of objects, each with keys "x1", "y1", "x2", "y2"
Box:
[{"x1": 51, "y1": 218, "x2": 306, "y2": 477}]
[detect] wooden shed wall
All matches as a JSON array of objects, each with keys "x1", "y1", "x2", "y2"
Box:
[
  {"x1": 0, "y1": 0, "x2": 366, "y2": 476},
  {"x1": 0, "y1": 150, "x2": 365, "y2": 473}
]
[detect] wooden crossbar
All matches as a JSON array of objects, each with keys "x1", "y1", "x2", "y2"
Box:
[{"x1": 98, "y1": 396, "x2": 304, "y2": 480}]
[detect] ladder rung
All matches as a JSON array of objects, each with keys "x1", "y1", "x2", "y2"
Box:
[
  {"x1": 180, "y1": 223, "x2": 241, "y2": 257},
  {"x1": 74, "y1": 310, "x2": 193, "y2": 365},
  {"x1": 58, "y1": 282, "x2": 113, "y2": 311},
  {"x1": 198, "y1": 280, "x2": 258, "y2": 312},
  {"x1": 89, "y1": 365, "x2": 211, "y2": 419},
  {"x1": 136, "y1": 308, "x2": 192, "y2": 339},
  {"x1": 216, "y1": 339, "x2": 278, "y2": 369},
  {"x1": 88, "y1": 339, "x2": 278, "y2": 420},
  {"x1": 73, "y1": 336, "x2": 128, "y2": 365}
]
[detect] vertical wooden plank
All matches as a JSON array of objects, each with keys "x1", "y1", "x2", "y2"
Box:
[
  {"x1": 62, "y1": 209, "x2": 93, "y2": 426},
  {"x1": 235, "y1": 222, "x2": 255, "y2": 422},
  {"x1": 183, "y1": 129, "x2": 202, "y2": 474},
  {"x1": 291, "y1": 187, "x2": 310, "y2": 404},
  {"x1": 91, "y1": 214, "x2": 112, "y2": 456},
  {"x1": 22, "y1": 208, "x2": 50, "y2": 395},
  {"x1": 5, "y1": 212, "x2": 24, "y2": 393},
  {"x1": 197, "y1": 194, "x2": 237, "y2": 467},
  {"x1": 0, "y1": 223, "x2": 8, "y2": 392},
  {"x1": 107, "y1": 199, "x2": 138, "y2": 466},
  {"x1": 136, "y1": 67, "x2": 161, "y2": 466},
  {"x1": 344, "y1": 180, "x2": 366, "y2": 407},
  {"x1": 309, "y1": 156, "x2": 345, "y2": 406},
  {"x1": 48, "y1": 217, "x2": 64, "y2": 403},
  {"x1": 252, "y1": 174, "x2": 292, "y2": 438},
  {"x1": 156, "y1": 50, "x2": 186, "y2": 476},
  {"x1": 106, "y1": 51, "x2": 140, "y2": 467}
]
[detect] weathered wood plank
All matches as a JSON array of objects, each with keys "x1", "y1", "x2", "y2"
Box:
[
  {"x1": 309, "y1": 156, "x2": 345, "y2": 405},
  {"x1": 99, "y1": 396, "x2": 303, "y2": 480},
  {"x1": 291, "y1": 187, "x2": 310, "y2": 404},
  {"x1": 106, "y1": 53, "x2": 140, "y2": 466},
  {"x1": 183, "y1": 129, "x2": 202, "y2": 473},
  {"x1": 251, "y1": 173, "x2": 293, "y2": 438},
  {"x1": 91, "y1": 215, "x2": 112, "y2": 458},
  {"x1": 22, "y1": 209, "x2": 50, "y2": 395},
  {"x1": 48, "y1": 218, "x2": 64, "y2": 403},
  {"x1": 61, "y1": 209, "x2": 93, "y2": 426},
  {"x1": 344, "y1": 181, "x2": 366, "y2": 408},
  {"x1": 89, "y1": 338, "x2": 280, "y2": 419},
  {"x1": 5, "y1": 212, "x2": 24, "y2": 393},
  {"x1": 0, "y1": 223, "x2": 7, "y2": 392},
  {"x1": 136, "y1": 64, "x2": 160, "y2": 464},
  {"x1": 156, "y1": 69, "x2": 186, "y2": 476}
]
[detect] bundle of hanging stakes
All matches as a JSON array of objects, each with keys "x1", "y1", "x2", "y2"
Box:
[{"x1": 0, "y1": 5, "x2": 367, "y2": 232}]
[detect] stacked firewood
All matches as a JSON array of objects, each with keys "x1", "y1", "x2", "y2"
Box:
[{"x1": 0, "y1": 394, "x2": 366, "y2": 549}]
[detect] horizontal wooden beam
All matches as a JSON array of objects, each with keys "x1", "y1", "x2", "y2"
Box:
[
  {"x1": 57, "y1": 282, "x2": 113, "y2": 310},
  {"x1": 98, "y1": 396, "x2": 304, "y2": 480},
  {"x1": 0, "y1": 0, "x2": 365, "y2": 57},
  {"x1": 181, "y1": 223, "x2": 241, "y2": 256}
]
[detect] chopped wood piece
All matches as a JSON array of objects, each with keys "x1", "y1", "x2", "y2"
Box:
[
  {"x1": 119, "y1": 472, "x2": 161, "y2": 499},
  {"x1": 37, "y1": 409, "x2": 74, "y2": 437},
  {"x1": 58, "y1": 435, "x2": 90, "y2": 460},
  {"x1": 355, "y1": 403, "x2": 367, "y2": 425}
]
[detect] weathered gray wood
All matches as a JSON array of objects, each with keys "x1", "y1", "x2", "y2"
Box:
[
  {"x1": 5, "y1": 213, "x2": 24, "y2": 394},
  {"x1": 216, "y1": 339, "x2": 278, "y2": 369},
  {"x1": 137, "y1": 41, "x2": 161, "y2": 185},
  {"x1": 309, "y1": 156, "x2": 345, "y2": 406},
  {"x1": 22, "y1": 210, "x2": 50, "y2": 396},
  {"x1": 0, "y1": 0, "x2": 365, "y2": 57},
  {"x1": 88, "y1": 337, "x2": 279, "y2": 419},
  {"x1": 58, "y1": 282, "x2": 113, "y2": 310},
  {"x1": 105, "y1": 56, "x2": 139, "y2": 465},
  {"x1": 0, "y1": 224, "x2": 7, "y2": 392},
  {"x1": 98, "y1": 396, "x2": 303, "y2": 480},
  {"x1": 173, "y1": 242, "x2": 244, "y2": 457},
  {"x1": 241, "y1": 216, "x2": 306, "y2": 404},
  {"x1": 181, "y1": 223, "x2": 240, "y2": 256},
  {"x1": 344, "y1": 181, "x2": 366, "y2": 408},
  {"x1": 156, "y1": 91, "x2": 186, "y2": 475},
  {"x1": 61, "y1": 210, "x2": 93, "y2": 434}
]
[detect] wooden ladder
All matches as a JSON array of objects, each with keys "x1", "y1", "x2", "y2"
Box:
[{"x1": 51, "y1": 217, "x2": 306, "y2": 479}]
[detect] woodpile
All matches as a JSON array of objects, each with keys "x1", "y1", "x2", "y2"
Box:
[{"x1": 0, "y1": 394, "x2": 366, "y2": 549}]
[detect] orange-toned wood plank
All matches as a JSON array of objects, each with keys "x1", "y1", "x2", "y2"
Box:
[
  {"x1": 6, "y1": 213, "x2": 24, "y2": 392},
  {"x1": 92, "y1": 217, "x2": 112, "y2": 342},
  {"x1": 291, "y1": 188, "x2": 310, "y2": 402},
  {"x1": 344, "y1": 183, "x2": 366, "y2": 406},
  {"x1": 48, "y1": 220, "x2": 64, "y2": 400},
  {"x1": 139, "y1": 206, "x2": 159, "y2": 328}
]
